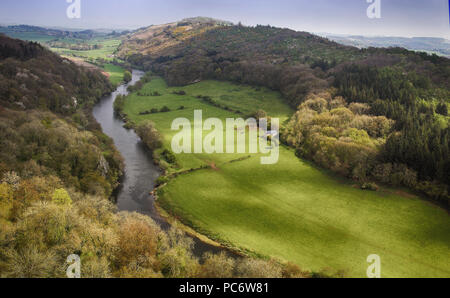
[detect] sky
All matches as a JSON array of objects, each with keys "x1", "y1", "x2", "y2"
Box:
[{"x1": 0, "y1": 0, "x2": 449, "y2": 38}]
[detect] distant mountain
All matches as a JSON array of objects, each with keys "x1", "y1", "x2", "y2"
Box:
[{"x1": 320, "y1": 34, "x2": 450, "y2": 57}]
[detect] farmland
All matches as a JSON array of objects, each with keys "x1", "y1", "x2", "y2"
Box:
[{"x1": 122, "y1": 76, "x2": 450, "y2": 278}]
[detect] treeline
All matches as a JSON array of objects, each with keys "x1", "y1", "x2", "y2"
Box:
[
  {"x1": 47, "y1": 41, "x2": 104, "y2": 51},
  {"x1": 0, "y1": 34, "x2": 44, "y2": 60}
]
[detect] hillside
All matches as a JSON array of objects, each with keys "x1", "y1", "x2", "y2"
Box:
[
  {"x1": 0, "y1": 34, "x2": 114, "y2": 112},
  {"x1": 0, "y1": 35, "x2": 123, "y2": 194}
]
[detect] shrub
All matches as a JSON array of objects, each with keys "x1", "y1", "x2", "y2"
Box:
[
  {"x1": 361, "y1": 182, "x2": 379, "y2": 191},
  {"x1": 161, "y1": 149, "x2": 177, "y2": 164},
  {"x1": 155, "y1": 176, "x2": 169, "y2": 187},
  {"x1": 199, "y1": 252, "x2": 235, "y2": 278},
  {"x1": 173, "y1": 90, "x2": 186, "y2": 95},
  {"x1": 251, "y1": 109, "x2": 267, "y2": 120},
  {"x1": 235, "y1": 258, "x2": 282, "y2": 278},
  {"x1": 136, "y1": 121, "x2": 162, "y2": 151},
  {"x1": 113, "y1": 95, "x2": 126, "y2": 114},
  {"x1": 123, "y1": 71, "x2": 132, "y2": 83},
  {"x1": 160, "y1": 106, "x2": 171, "y2": 113}
]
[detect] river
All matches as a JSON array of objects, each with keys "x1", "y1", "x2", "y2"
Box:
[{"x1": 92, "y1": 70, "x2": 224, "y2": 256}]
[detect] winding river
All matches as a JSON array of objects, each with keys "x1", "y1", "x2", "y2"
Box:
[{"x1": 92, "y1": 70, "x2": 223, "y2": 256}]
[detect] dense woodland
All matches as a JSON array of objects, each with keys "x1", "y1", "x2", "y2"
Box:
[{"x1": 0, "y1": 36, "x2": 325, "y2": 278}]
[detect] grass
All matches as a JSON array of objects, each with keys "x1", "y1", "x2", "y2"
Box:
[
  {"x1": 123, "y1": 77, "x2": 450, "y2": 278},
  {"x1": 103, "y1": 63, "x2": 125, "y2": 86}
]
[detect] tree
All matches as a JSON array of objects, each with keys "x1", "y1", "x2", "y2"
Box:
[
  {"x1": 123, "y1": 71, "x2": 132, "y2": 83},
  {"x1": 51, "y1": 188, "x2": 72, "y2": 206},
  {"x1": 136, "y1": 121, "x2": 162, "y2": 151}
]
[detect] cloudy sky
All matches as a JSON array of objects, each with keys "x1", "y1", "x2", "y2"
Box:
[{"x1": 0, "y1": 0, "x2": 449, "y2": 38}]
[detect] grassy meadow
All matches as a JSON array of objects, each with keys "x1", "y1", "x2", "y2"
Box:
[
  {"x1": 103, "y1": 63, "x2": 125, "y2": 86},
  {"x1": 122, "y1": 76, "x2": 450, "y2": 278},
  {"x1": 50, "y1": 38, "x2": 122, "y2": 60}
]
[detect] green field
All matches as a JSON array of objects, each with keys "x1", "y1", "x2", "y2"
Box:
[
  {"x1": 103, "y1": 63, "x2": 125, "y2": 86},
  {"x1": 123, "y1": 77, "x2": 450, "y2": 278},
  {"x1": 50, "y1": 38, "x2": 122, "y2": 60}
]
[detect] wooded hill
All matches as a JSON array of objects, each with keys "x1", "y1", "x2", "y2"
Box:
[{"x1": 0, "y1": 34, "x2": 114, "y2": 113}]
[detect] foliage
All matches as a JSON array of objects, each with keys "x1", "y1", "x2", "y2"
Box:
[
  {"x1": 0, "y1": 109, "x2": 123, "y2": 198},
  {"x1": 123, "y1": 70, "x2": 132, "y2": 83},
  {"x1": 113, "y1": 94, "x2": 126, "y2": 114},
  {"x1": 335, "y1": 64, "x2": 449, "y2": 203},
  {"x1": 283, "y1": 91, "x2": 391, "y2": 181},
  {"x1": 0, "y1": 35, "x2": 113, "y2": 113},
  {"x1": 51, "y1": 188, "x2": 72, "y2": 206},
  {"x1": 135, "y1": 120, "x2": 163, "y2": 151}
]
